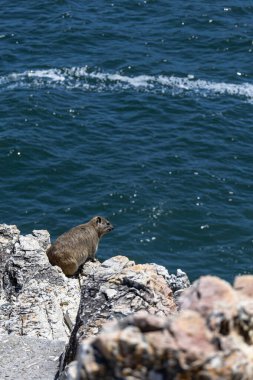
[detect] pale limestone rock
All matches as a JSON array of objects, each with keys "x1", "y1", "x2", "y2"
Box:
[
  {"x1": 0, "y1": 225, "x2": 80, "y2": 341},
  {"x1": 0, "y1": 224, "x2": 20, "y2": 283}
]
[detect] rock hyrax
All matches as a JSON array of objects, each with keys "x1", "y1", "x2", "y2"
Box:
[{"x1": 46, "y1": 216, "x2": 113, "y2": 276}]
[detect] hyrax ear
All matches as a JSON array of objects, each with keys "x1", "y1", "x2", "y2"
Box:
[{"x1": 96, "y1": 216, "x2": 102, "y2": 224}]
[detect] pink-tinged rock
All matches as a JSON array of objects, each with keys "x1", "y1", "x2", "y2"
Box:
[
  {"x1": 234, "y1": 275, "x2": 253, "y2": 298},
  {"x1": 179, "y1": 276, "x2": 237, "y2": 334},
  {"x1": 59, "y1": 273, "x2": 253, "y2": 380},
  {"x1": 234, "y1": 276, "x2": 253, "y2": 344},
  {"x1": 169, "y1": 310, "x2": 215, "y2": 368}
]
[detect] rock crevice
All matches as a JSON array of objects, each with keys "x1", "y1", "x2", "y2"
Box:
[{"x1": 60, "y1": 256, "x2": 187, "y2": 372}]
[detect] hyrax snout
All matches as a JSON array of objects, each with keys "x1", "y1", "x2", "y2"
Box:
[{"x1": 46, "y1": 216, "x2": 113, "y2": 276}]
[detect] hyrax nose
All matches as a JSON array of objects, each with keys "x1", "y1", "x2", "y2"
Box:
[{"x1": 107, "y1": 222, "x2": 114, "y2": 230}]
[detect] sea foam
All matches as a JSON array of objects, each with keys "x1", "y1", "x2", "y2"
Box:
[{"x1": 0, "y1": 66, "x2": 252, "y2": 102}]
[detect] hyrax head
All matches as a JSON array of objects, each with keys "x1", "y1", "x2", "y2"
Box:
[{"x1": 91, "y1": 216, "x2": 114, "y2": 237}]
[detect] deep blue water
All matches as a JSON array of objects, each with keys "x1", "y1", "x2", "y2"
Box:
[{"x1": 1, "y1": 1, "x2": 253, "y2": 282}]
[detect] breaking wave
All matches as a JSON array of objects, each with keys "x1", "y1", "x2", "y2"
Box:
[{"x1": 1, "y1": 66, "x2": 253, "y2": 101}]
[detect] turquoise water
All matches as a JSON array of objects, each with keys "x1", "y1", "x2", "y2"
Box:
[{"x1": 1, "y1": 1, "x2": 253, "y2": 282}]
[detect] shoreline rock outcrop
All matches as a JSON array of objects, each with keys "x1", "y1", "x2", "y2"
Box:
[
  {"x1": 0, "y1": 223, "x2": 189, "y2": 380},
  {"x1": 0, "y1": 224, "x2": 81, "y2": 379},
  {"x1": 3, "y1": 223, "x2": 253, "y2": 380},
  {"x1": 0, "y1": 224, "x2": 80, "y2": 340},
  {"x1": 59, "y1": 256, "x2": 190, "y2": 374},
  {"x1": 59, "y1": 275, "x2": 253, "y2": 380}
]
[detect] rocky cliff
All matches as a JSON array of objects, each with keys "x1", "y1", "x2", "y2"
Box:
[
  {"x1": 0, "y1": 223, "x2": 189, "y2": 379},
  {"x1": 0, "y1": 224, "x2": 80, "y2": 380},
  {"x1": 59, "y1": 255, "x2": 190, "y2": 375},
  {"x1": 0, "y1": 224, "x2": 80, "y2": 340},
  {"x1": 1, "y1": 223, "x2": 253, "y2": 380},
  {"x1": 61, "y1": 275, "x2": 253, "y2": 380}
]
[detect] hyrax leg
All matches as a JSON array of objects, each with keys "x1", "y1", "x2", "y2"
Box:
[{"x1": 61, "y1": 261, "x2": 79, "y2": 276}]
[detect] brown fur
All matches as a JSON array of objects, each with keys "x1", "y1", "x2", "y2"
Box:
[{"x1": 46, "y1": 216, "x2": 113, "y2": 276}]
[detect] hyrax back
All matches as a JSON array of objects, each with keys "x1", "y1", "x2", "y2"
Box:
[{"x1": 46, "y1": 216, "x2": 113, "y2": 276}]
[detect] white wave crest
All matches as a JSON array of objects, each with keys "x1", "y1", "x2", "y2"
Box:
[
  {"x1": 27, "y1": 69, "x2": 65, "y2": 81},
  {"x1": 0, "y1": 66, "x2": 253, "y2": 101}
]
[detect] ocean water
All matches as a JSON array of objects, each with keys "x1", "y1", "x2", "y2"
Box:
[{"x1": 1, "y1": 1, "x2": 253, "y2": 282}]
